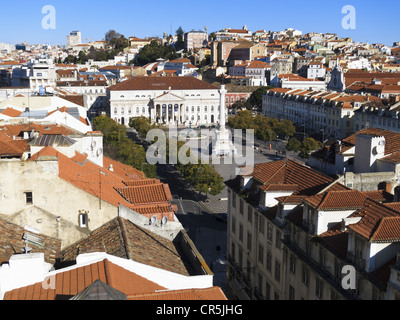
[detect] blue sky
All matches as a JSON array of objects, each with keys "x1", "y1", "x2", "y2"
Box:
[{"x1": 1, "y1": 0, "x2": 398, "y2": 46}]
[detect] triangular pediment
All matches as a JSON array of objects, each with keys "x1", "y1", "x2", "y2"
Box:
[{"x1": 153, "y1": 91, "x2": 185, "y2": 102}]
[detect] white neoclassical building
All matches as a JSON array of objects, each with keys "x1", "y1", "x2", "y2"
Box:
[{"x1": 107, "y1": 76, "x2": 222, "y2": 127}]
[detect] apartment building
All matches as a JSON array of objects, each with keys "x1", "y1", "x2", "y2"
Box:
[
  {"x1": 262, "y1": 87, "x2": 381, "y2": 140},
  {"x1": 225, "y1": 159, "x2": 400, "y2": 300},
  {"x1": 12, "y1": 56, "x2": 57, "y2": 91},
  {"x1": 184, "y1": 31, "x2": 208, "y2": 52}
]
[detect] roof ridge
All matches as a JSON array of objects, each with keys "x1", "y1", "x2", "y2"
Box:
[{"x1": 261, "y1": 159, "x2": 287, "y2": 185}]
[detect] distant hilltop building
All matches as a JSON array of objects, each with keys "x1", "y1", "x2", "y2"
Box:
[{"x1": 67, "y1": 31, "x2": 82, "y2": 49}]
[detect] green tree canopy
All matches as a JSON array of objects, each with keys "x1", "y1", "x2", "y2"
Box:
[
  {"x1": 93, "y1": 115, "x2": 155, "y2": 177},
  {"x1": 135, "y1": 40, "x2": 179, "y2": 66},
  {"x1": 248, "y1": 86, "x2": 274, "y2": 109},
  {"x1": 286, "y1": 137, "x2": 301, "y2": 153}
]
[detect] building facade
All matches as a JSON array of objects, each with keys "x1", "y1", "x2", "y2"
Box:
[
  {"x1": 107, "y1": 76, "x2": 222, "y2": 127},
  {"x1": 225, "y1": 159, "x2": 400, "y2": 300}
]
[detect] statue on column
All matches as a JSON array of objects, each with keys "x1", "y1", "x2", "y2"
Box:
[{"x1": 212, "y1": 85, "x2": 237, "y2": 157}]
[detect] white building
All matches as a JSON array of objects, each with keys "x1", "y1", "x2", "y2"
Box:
[
  {"x1": 0, "y1": 96, "x2": 92, "y2": 134},
  {"x1": 107, "y1": 76, "x2": 221, "y2": 127},
  {"x1": 12, "y1": 56, "x2": 57, "y2": 91},
  {"x1": 307, "y1": 61, "x2": 326, "y2": 79},
  {"x1": 66, "y1": 31, "x2": 82, "y2": 49}
]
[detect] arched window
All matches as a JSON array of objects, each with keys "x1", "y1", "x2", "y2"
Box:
[{"x1": 114, "y1": 108, "x2": 117, "y2": 115}]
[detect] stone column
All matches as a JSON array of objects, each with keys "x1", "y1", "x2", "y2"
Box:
[{"x1": 219, "y1": 85, "x2": 227, "y2": 130}]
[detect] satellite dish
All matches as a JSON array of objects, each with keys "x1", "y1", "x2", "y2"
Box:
[
  {"x1": 150, "y1": 216, "x2": 157, "y2": 225},
  {"x1": 91, "y1": 141, "x2": 97, "y2": 149},
  {"x1": 162, "y1": 216, "x2": 168, "y2": 226},
  {"x1": 96, "y1": 148, "x2": 103, "y2": 157}
]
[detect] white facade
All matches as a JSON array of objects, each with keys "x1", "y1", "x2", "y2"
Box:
[
  {"x1": 108, "y1": 78, "x2": 221, "y2": 127},
  {"x1": 0, "y1": 252, "x2": 215, "y2": 299},
  {"x1": 12, "y1": 56, "x2": 57, "y2": 91},
  {"x1": 307, "y1": 63, "x2": 326, "y2": 79},
  {"x1": 66, "y1": 31, "x2": 82, "y2": 49}
]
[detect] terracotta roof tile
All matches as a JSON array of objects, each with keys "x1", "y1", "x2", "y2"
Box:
[
  {"x1": 108, "y1": 76, "x2": 218, "y2": 92},
  {"x1": 4, "y1": 259, "x2": 166, "y2": 300},
  {"x1": 248, "y1": 159, "x2": 346, "y2": 196},
  {"x1": 59, "y1": 217, "x2": 190, "y2": 276},
  {"x1": 346, "y1": 199, "x2": 400, "y2": 242},
  {"x1": 128, "y1": 287, "x2": 227, "y2": 300},
  {"x1": 1, "y1": 108, "x2": 23, "y2": 117},
  {"x1": 304, "y1": 190, "x2": 369, "y2": 210}
]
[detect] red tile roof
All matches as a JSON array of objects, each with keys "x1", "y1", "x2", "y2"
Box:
[
  {"x1": 128, "y1": 287, "x2": 227, "y2": 300},
  {"x1": 108, "y1": 76, "x2": 218, "y2": 92},
  {"x1": 341, "y1": 128, "x2": 400, "y2": 156},
  {"x1": 304, "y1": 190, "x2": 369, "y2": 211},
  {"x1": 29, "y1": 146, "x2": 176, "y2": 220},
  {"x1": 4, "y1": 259, "x2": 166, "y2": 300},
  {"x1": 1, "y1": 108, "x2": 23, "y2": 117},
  {"x1": 244, "y1": 159, "x2": 347, "y2": 196},
  {"x1": 59, "y1": 217, "x2": 190, "y2": 276},
  {"x1": 346, "y1": 199, "x2": 400, "y2": 242}
]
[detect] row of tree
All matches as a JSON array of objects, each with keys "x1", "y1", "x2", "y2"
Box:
[
  {"x1": 129, "y1": 117, "x2": 225, "y2": 196},
  {"x1": 286, "y1": 137, "x2": 323, "y2": 159},
  {"x1": 64, "y1": 30, "x2": 130, "y2": 65},
  {"x1": 93, "y1": 115, "x2": 156, "y2": 178},
  {"x1": 228, "y1": 110, "x2": 296, "y2": 141}
]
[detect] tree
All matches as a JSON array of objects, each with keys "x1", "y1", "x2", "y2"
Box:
[
  {"x1": 231, "y1": 98, "x2": 252, "y2": 112},
  {"x1": 175, "y1": 26, "x2": 185, "y2": 51},
  {"x1": 93, "y1": 115, "x2": 154, "y2": 177},
  {"x1": 249, "y1": 86, "x2": 274, "y2": 110},
  {"x1": 105, "y1": 30, "x2": 129, "y2": 51},
  {"x1": 129, "y1": 117, "x2": 156, "y2": 138},
  {"x1": 298, "y1": 137, "x2": 323, "y2": 159},
  {"x1": 135, "y1": 40, "x2": 179, "y2": 66},
  {"x1": 286, "y1": 137, "x2": 301, "y2": 153}
]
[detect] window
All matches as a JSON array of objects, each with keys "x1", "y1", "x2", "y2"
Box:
[
  {"x1": 258, "y1": 245, "x2": 264, "y2": 264},
  {"x1": 247, "y1": 232, "x2": 252, "y2": 251},
  {"x1": 302, "y1": 264, "x2": 309, "y2": 286},
  {"x1": 289, "y1": 254, "x2": 296, "y2": 274},
  {"x1": 276, "y1": 230, "x2": 281, "y2": 248},
  {"x1": 267, "y1": 222, "x2": 273, "y2": 242},
  {"x1": 239, "y1": 224, "x2": 243, "y2": 242},
  {"x1": 266, "y1": 251, "x2": 272, "y2": 273},
  {"x1": 232, "y1": 192, "x2": 236, "y2": 208},
  {"x1": 259, "y1": 217, "x2": 265, "y2": 234},
  {"x1": 231, "y1": 215, "x2": 236, "y2": 234},
  {"x1": 248, "y1": 206, "x2": 253, "y2": 224},
  {"x1": 25, "y1": 192, "x2": 33, "y2": 205},
  {"x1": 289, "y1": 286, "x2": 295, "y2": 300},
  {"x1": 239, "y1": 199, "x2": 244, "y2": 215},
  {"x1": 275, "y1": 260, "x2": 281, "y2": 282},
  {"x1": 315, "y1": 278, "x2": 323, "y2": 299},
  {"x1": 266, "y1": 282, "x2": 271, "y2": 300}
]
